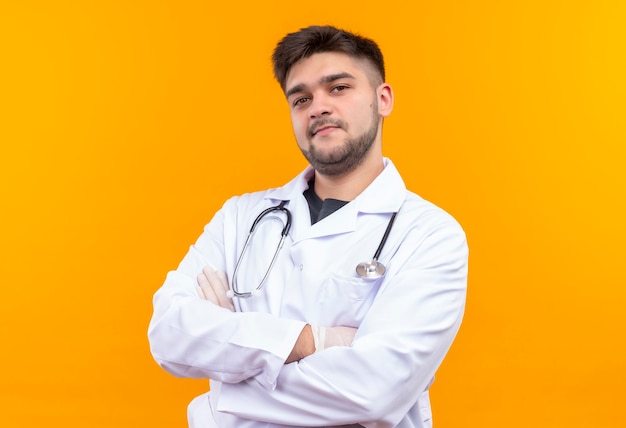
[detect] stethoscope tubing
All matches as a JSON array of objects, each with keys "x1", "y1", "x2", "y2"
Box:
[
  {"x1": 248, "y1": 202, "x2": 291, "y2": 237},
  {"x1": 229, "y1": 200, "x2": 398, "y2": 297},
  {"x1": 230, "y1": 201, "x2": 291, "y2": 298},
  {"x1": 372, "y1": 211, "x2": 397, "y2": 261}
]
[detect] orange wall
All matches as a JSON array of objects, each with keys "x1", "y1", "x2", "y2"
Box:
[{"x1": 1, "y1": 1, "x2": 625, "y2": 427}]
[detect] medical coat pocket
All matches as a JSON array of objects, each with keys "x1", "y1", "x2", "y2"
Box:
[{"x1": 319, "y1": 273, "x2": 382, "y2": 326}]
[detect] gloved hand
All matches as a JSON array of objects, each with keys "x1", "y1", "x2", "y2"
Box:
[
  {"x1": 196, "y1": 266, "x2": 235, "y2": 312},
  {"x1": 310, "y1": 325, "x2": 357, "y2": 351}
]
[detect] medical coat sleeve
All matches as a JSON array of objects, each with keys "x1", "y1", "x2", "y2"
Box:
[
  {"x1": 148, "y1": 198, "x2": 307, "y2": 389},
  {"x1": 216, "y1": 216, "x2": 468, "y2": 428}
]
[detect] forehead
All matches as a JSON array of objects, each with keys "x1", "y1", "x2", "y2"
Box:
[{"x1": 285, "y1": 52, "x2": 376, "y2": 91}]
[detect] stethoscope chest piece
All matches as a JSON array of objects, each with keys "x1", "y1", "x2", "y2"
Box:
[
  {"x1": 355, "y1": 211, "x2": 398, "y2": 279},
  {"x1": 356, "y1": 259, "x2": 386, "y2": 279}
]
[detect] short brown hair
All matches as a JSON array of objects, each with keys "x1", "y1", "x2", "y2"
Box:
[{"x1": 272, "y1": 25, "x2": 385, "y2": 91}]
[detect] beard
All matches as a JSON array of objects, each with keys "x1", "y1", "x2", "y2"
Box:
[{"x1": 299, "y1": 100, "x2": 380, "y2": 177}]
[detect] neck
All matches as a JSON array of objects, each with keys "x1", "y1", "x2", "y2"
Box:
[{"x1": 313, "y1": 154, "x2": 384, "y2": 201}]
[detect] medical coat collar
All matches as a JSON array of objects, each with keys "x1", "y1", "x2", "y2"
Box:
[
  {"x1": 263, "y1": 159, "x2": 406, "y2": 242},
  {"x1": 265, "y1": 158, "x2": 406, "y2": 215}
]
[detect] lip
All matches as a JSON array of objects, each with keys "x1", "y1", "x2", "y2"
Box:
[{"x1": 312, "y1": 125, "x2": 339, "y2": 137}]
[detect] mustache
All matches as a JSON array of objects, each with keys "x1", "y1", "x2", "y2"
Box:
[{"x1": 307, "y1": 118, "x2": 346, "y2": 138}]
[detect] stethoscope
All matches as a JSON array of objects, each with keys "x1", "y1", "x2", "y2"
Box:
[{"x1": 228, "y1": 201, "x2": 398, "y2": 298}]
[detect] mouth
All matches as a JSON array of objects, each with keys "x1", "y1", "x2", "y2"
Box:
[
  {"x1": 308, "y1": 120, "x2": 344, "y2": 138},
  {"x1": 312, "y1": 125, "x2": 339, "y2": 137}
]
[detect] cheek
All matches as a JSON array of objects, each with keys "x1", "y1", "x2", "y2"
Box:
[{"x1": 290, "y1": 113, "x2": 307, "y2": 136}]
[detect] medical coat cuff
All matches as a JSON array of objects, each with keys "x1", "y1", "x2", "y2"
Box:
[{"x1": 256, "y1": 319, "x2": 308, "y2": 389}]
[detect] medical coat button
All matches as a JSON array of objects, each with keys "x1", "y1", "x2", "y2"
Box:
[{"x1": 299, "y1": 264, "x2": 303, "y2": 270}]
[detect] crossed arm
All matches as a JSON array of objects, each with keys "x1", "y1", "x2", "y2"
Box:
[
  {"x1": 196, "y1": 266, "x2": 356, "y2": 363},
  {"x1": 149, "y1": 200, "x2": 468, "y2": 426}
]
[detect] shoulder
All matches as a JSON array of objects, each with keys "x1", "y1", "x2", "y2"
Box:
[
  {"x1": 402, "y1": 190, "x2": 460, "y2": 223},
  {"x1": 219, "y1": 166, "x2": 313, "y2": 214},
  {"x1": 219, "y1": 189, "x2": 274, "y2": 214},
  {"x1": 400, "y1": 190, "x2": 466, "y2": 240}
]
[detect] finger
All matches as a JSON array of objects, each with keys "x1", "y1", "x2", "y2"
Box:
[
  {"x1": 196, "y1": 285, "x2": 206, "y2": 299},
  {"x1": 202, "y1": 267, "x2": 233, "y2": 310},
  {"x1": 206, "y1": 268, "x2": 229, "y2": 296},
  {"x1": 203, "y1": 267, "x2": 234, "y2": 311},
  {"x1": 197, "y1": 272, "x2": 219, "y2": 305},
  {"x1": 215, "y1": 270, "x2": 235, "y2": 311}
]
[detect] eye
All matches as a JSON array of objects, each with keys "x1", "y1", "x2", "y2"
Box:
[
  {"x1": 331, "y1": 85, "x2": 349, "y2": 93},
  {"x1": 293, "y1": 96, "x2": 310, "y2": 107}
]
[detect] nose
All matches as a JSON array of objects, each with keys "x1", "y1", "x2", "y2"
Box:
[{"x1": 309, "y1": 93, "x2": 333, "y2": 118}]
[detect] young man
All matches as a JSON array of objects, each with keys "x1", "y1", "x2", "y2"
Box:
[{"x1": 149, "y1": 25, "x2": 468, "y2": 428}]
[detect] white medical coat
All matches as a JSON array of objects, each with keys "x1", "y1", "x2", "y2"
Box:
[{"x1": 148, "y1": 159, "x2": 468, "y2": 428}]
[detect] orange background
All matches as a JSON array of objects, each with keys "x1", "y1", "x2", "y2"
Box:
[{"x1": 1, "y1": 1, "x2": 625, "y2": 427}]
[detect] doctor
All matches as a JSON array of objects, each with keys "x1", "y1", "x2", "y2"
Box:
[{"x1": 148, "y1": 25, "x2": 468, "y2": 428}]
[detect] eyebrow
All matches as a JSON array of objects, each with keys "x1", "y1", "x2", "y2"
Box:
[{"x1": 285, "y1": 72, "x2": 356, "y2": 99}]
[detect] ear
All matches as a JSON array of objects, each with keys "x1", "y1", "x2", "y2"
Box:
[{"x1": 377, "y1": 83, "x2": 394, "y2": 118}]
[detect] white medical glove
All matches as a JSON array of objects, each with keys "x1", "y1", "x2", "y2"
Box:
[
  {"x1": 197, "y1": 267, "x2": 235, "y2": 312},
  {"x1": 310, "y1": 325, "x2": 357, "y2": 351}
]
